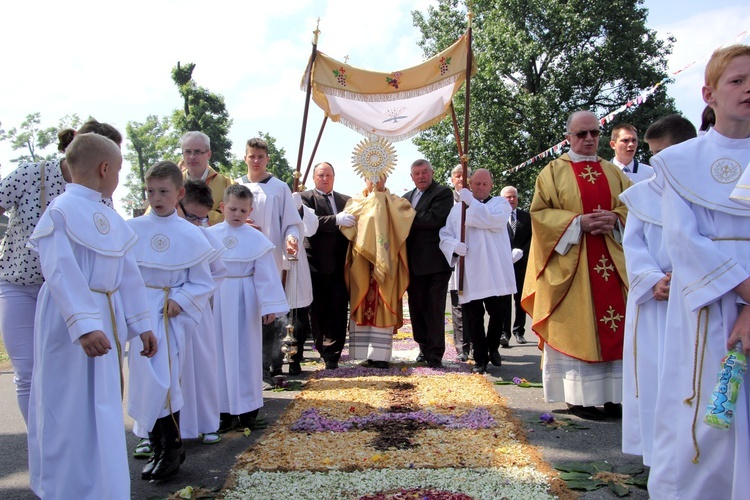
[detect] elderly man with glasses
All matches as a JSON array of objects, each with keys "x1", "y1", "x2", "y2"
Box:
[
  {"x1": 180, "y1": 131, "x2": 234, "y2": 225},
  {"x1": 521, "y1": 110, "x2": 632, "y2": 421}
]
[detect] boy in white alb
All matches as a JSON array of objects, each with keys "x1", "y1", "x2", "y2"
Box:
[
  {"x1": 27, "y1": 133, "x2": 157, "y2": 500},
  {"x1": 649, "y1": 45, "x2": 750, "y2": 499},
  {"x1": 209, "y1": 184, "x2": 288, "y2": 431},
  {"x1": 127, "y1": 161, "x2": 216, "y2": 481},
  {"x1": 618, "y1": 115, "x2": 697, "y2": 466},
  {"x1": 236, "y1": 137, "x2": 313, "y2": 381}
]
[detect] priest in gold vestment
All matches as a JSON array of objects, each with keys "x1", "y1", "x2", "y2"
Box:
[
  {"x1": 341, "y1": 176, "x2": 415, "y2": 369},
  {"x1": 521, "y1": 111, "x2": 632, "y2": 420}
]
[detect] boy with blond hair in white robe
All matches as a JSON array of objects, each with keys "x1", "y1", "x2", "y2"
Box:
[
  {"x1": 27, "y1": 133, "x2": 157, "y2": 500},
  {"x1": 209, "y1": 184, "x2": 288, "y2": 432},
  {"x1": 649, "y1": 45, "x2": 750, "y2": 499}
]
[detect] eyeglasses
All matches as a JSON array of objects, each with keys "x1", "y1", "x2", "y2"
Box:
[
  {"x1": 179, "y1": 202, "x2": 209, "y2": 224},
  {"x1": 569, "y1": 129, "x2": 601, "y2": 139},
  {"x1": 182, "y1": 149, "x2": 208, "y2": 157}
]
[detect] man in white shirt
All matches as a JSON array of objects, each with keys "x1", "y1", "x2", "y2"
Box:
[{"x1": 610, "y1": 123, "x2": 654, "y2": 184}]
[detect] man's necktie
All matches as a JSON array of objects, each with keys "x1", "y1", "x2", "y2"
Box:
[
  {"x1": 323, "y1": 192, "x2": 335, "y2": 213},
  {"x1": 510, "y1": 210, "x2": 517, "y2": 237}
]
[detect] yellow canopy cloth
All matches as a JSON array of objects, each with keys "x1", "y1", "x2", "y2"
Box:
[
  {"x1": 341, "y1": 190, "x2": 415, "y2": 327},
  {"x1": 304, "y1": 34, "x2": 475, "y2": 141}
]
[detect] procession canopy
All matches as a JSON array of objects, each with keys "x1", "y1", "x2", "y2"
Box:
[{"x1": 302, "y1": 33, "x2": 475, "y2": 142}]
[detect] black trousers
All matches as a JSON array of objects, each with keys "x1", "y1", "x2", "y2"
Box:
[
  {"x1": 264, "y1": 307, "x2": 311, "y2": 369},
  {"x1": 464, "y1": 295, "x2": 511, "y2": 366},
  {"x1": 310, "y1": 271, "x2": 349, "y2": 362},
  {"x1": 450, "y1": 290, "x2": 469, "y2": 354},
  {"x1": 407, "y1": 271, "x2": 451, "y2": 363}
]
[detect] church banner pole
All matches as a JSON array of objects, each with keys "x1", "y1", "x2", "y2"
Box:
[
  {"x1": 458, "y1": 10, "x2": 473, "y2": 294},
  {"x1": 450, "y1": 102, "x2": 464, "y2": 158},
  {"x1": 294, "y1": 18, "x2": 321, "y2": 193}
]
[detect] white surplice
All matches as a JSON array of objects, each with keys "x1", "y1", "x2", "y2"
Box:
[
  {"x1": 208, "y1": 222, "x2": 288, "y2": 415},
  {"x1": 439, "y1": 196, "x2": 516, "y2": 304},
  {"x1": 179, "y1": 227, "x2": 227, "y2": 438},
  {"x1": 127, "y1": 211, "x2": 215, "y2": 434},
  {"x1": 618, "y1": 174, "x2": 670, "y2": 466},
  {"x1": 650, "y1": 129, "x2": 750, "y2": 500},
  {"x1": 27, "y1": 184, "x2": 151, "y2": 500},
  {"x1": 236, "y1": 174, "x2": 314, "y2": 308}
]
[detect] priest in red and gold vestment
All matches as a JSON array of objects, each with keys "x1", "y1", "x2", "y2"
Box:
[{"x1": 521, "y1": 110, "x2": 632, "y2": 420}]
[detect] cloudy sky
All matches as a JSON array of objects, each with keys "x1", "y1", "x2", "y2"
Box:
[{"x1": 1, "y1": 0, "x2": 748, "y2": 211}]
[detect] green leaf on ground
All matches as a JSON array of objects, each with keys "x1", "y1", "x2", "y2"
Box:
[{"x1": 608, "y1": 481, "x2": 630, "y2": 497}]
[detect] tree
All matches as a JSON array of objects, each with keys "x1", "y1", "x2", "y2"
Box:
[
  {"x1": 227, "y1": 132, "x2": 295, "y2": 189},
  {"x1": 411, "y1": 0, "x2": 677, "y2": 203},
  {"x1": 1, "y1": 113, "x2": 81, "y2": 164},
  {"x1": 171, "y1": 62, "x2": 234, "y2": 172},
  {"x1": 122, "y1": 116, "x2": 177, "y2": 215}
]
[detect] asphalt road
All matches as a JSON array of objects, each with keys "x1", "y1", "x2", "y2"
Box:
[{"x1": 0, "y1": 308, "x2": 648, "y2": 499}]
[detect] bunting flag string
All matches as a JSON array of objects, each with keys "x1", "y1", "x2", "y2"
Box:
[{"x1": 503, "y1": 28, "x2": 750, "y2": 175}]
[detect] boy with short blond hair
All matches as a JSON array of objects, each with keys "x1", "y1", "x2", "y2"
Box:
[
  {"x1": 27, "y1": 133, "x2": 157, "y2": 499},
  {"x1": 209, "y1": 184, "x2": 288, "y2": 431},
  {"x1": 128, "y1": 161, "x2": 216, "y2": 481},
  {"x1": 236, "y1": 138, "x2": 314, "y2": 383},
  {"x1": 649, "y1": 44, "x2": 750, "y2": 498}
]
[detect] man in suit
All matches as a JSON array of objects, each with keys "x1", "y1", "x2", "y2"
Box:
[
  {"x1": 403, "y1": 159, "x2": 454, "y2": 368},
  {"x1": 300, "y1": 162, "x2": 354, "y2": 370},
  {"x1": 500, "y1": 185, "x2": 531, "y2": 345}
]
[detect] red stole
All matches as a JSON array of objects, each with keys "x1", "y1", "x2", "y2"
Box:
[{"x1": 571, "y1": 160, "x2": 625, "y2": 361}]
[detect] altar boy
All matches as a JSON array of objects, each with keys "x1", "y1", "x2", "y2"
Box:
[
  {"x1": 27, "y1": 133, "x2": 157, "y2": 500},
  {"x1": 128, "y1": 161, "x2": 216, "y2": 481},
  {"x1": 208, "y1": 184, "x2": 288, "y2": 432},
  {"x1": 648, "y1": 45, "x2": 750, "y2": 499}
]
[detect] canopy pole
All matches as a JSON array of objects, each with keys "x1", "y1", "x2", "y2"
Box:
[
  {"x1": 294, "y1": 18, "x2": 321, "y2": 193},
  {"x1": 458, "y1": 10, "x2": 473, "y2": 295},
  {"x1": 301, "y1": 115, "x2": 329, "y2": 187}
]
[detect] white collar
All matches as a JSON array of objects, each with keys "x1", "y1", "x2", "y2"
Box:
[{"x1": 568, "y1": 150, "x2": 598, "y2": 162}]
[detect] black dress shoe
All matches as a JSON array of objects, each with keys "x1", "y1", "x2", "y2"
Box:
[
  {"x1": 288, "y1": 362, "x2": 302, "y2": 375},
  {"x1": 238, "y1": 409, "x2": 260, "y2": 429},
  {"x1": 567, "y1": 404, "x2": 605, "y2": 421},
  {"x1": 426, "y1": 359, "x2": 443, "y2": 369},
  {"x1": 457, "y1": 352, "x2": 468, "y2": 362},
  {"x1": 416, "y1": 352, "x2": 425, "y2": 363},
  {"x1": 270, "y1": 366, "x2": 283, "y2": 377},
  {"x1": 150, "y1": 446, "x2": 186, "y2": 480},
  {"x1": 489, "y1": 351, "x2": 503, "y2": 366},
  {"x1": 141, "y1": 446, "x2": 163, "y2": 480},
  {"x1": 325, "y1": 360, "x2": 338, "y2": 370},
  {"x1": 472, "y1": 364, "x2": 487, "y2": 374},
  {"x1": 373, "y1": 361, "x2": 390, "y2": 369},
  {"x1": 515, "y1": 334, "x2": 528, "y2": 344},
  {"x1": 499, "y1": 334, "x2": 510, "y2": 348},
  {"x1": 217, "y1": 413, "x2": 237, "y2": 433},
  {"x1": 603, "y1": 402, "x2": 623, "y2": 418}
]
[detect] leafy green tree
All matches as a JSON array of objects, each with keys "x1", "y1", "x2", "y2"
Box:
[
  {"x1": 171, "y1": 62, "x2": 234, "y2": 173},
  {"x1": 228, "y1": 132, "x2": 295, "y2": 189},
  {"x1": 1, "y1": 113, "x2": 81, "y2": 164},
  {"x1": 122, "y1": 116, "x2": 178, "y2": 215},
  {"x1": 411, "y1": 0, "x2": 678, "y2": 202}
]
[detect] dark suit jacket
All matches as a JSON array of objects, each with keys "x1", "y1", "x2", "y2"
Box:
[
  {"x1": 403, "y1": 180, "x2": 453, "y2": 276},
  {"x1": 301, "y1": 189, "x2": 351, "y2": 275},
  {"x1": 508, "y1": 208, "x2": 532, "y2": 283}
]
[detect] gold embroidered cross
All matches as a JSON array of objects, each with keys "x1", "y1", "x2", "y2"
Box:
[
  {"x1": 579, "y1": 165, "x2": 601, "y2": 184},
  {"x1": 594, "y1": 255, "x2": 614, "y2": 281},
  {"x1": 600, "y1": 306, "x2": 624, "y2": 332}
]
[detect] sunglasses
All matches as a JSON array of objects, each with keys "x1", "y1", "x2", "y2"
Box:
[{"x1": 570, "y1": 129, "x2": 601, "y2": 139}]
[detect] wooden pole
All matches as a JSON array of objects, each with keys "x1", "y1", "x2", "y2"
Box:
[
  {"x1": 458, "y1": 13, "x2": 473, "y2": 294},
  {"x1": 301, "y1": 115, "x2": 329, "y2": 187},
  {"x1": 450, "y1": 102, "x2": 464, "y2": 158},
  {"x1": 294, "y1": 19, "x2": 321, "y2": 193}
]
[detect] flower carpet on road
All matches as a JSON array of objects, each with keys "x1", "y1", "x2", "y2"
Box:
[{"x1": 223, "y1": 360, "x2": 568, "y2": 497}]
